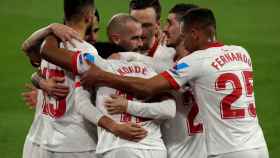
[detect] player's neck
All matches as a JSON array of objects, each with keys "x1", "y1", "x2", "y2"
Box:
[
  {"x1": 65, "y1": 21, "x2": 87, "y2": 39},
  {"x1": 174, "y1": 41, "x2": 189, "y2": 62},
  {"x1": 148, "y1": 36, "x2": 157, "y2": 50},
  {"x1": 200, "y1": 36, "x2": 218, "y2": 50}
]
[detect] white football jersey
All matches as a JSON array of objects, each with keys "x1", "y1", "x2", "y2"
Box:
[
  {"x1": 120, "y1": 43, "x2": 175, "y2": 73},
  {"x1": 119, "y1": 49, "x2": 207, "y2": 158},
  {"x1": 161, "y1": 43, "x2": 267, "y2": 155},
  {"x1": 25, "y1": 89, "x2": 45, "y2": 144},
  {"x1": 149, "y1": 43, "x2": 175, "y2": 68},
  {"x1": 39, "y1": 40, "x2": 99, "y2": 152},
  {"x1": 95, "y1": 60, "x2": 166, "y2": 154},
  {"x1": 161, "y1": 90, "x2": 207, "y2": 158},
  {"x1": 118, "y1": 49, "x2": 207, "y2": 158}
]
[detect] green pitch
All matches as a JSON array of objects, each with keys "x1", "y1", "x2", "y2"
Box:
[{"x1": 0, "y1": 0, "x2": 279, "y2": 157}]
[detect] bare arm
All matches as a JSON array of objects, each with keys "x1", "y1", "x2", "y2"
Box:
[
  {"x1": 40, "y1": 35, "x2": 74, "y2": 71},
  {"x1": 22, "y1": 23, "x2": 82, "y2": 68},
  {"x1": 98, "y1": 116, "x2": 147, "y2": 141},
  {"x1": 81, "y1": 64, "x2": 172, "y2": 98},
  {"x1": 21, "y1": 25, "x2": 52, "y2": 54},
  {"x1": 22, "y1": 23, "x2": 81, "y2": 54},
  {"x1": 75, "y1": 83, "x2": 147, "y2": 141}
]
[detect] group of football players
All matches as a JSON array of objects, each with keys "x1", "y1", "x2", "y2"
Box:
[{"x1": 21, "y1": 0, "x2": 269, "y2": 158}]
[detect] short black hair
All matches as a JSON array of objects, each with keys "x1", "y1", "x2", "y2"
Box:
[
  {"x1": 169, "y1": 4, "x2": 199, "y2": 21},
  {"x1": 64, "y1": 0, "x2": 94, "y2": 22},
  {"x1": 182, "y1": 8, "x2": 216, "y2": 30},
  {"x1": 95, "y1": 8, "x2": 100, "y2": 22},
  {"x1": 129, "y1": 0, "x2": 161, "y2": 20}
]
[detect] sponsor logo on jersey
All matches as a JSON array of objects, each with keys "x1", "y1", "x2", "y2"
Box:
[{"x1": 170, "y1": 63, "x2": 189, "y2": 75}]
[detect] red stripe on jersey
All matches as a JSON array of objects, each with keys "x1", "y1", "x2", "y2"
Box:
[
  {"x1": 160, "y1": 71, "x2": 180, "y2": 90},
  {"x1": 71, "y1": 51, "x2": 80, "y2": 76},
  {"x1": 75, "y1": 81, "x2": 81, "y2": 88},
  {"x1": 207, "y1": 42, "x2": 224, "y2": 48},
  {"x1": 147, "y1": 39, "x2": 159, "y2": 57}
]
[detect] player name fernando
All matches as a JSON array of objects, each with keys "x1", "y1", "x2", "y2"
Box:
[{"x1": 211, "y1": 52, "x2": 252, "y2": 70}]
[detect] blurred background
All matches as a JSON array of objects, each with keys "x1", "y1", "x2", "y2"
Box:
[{"x1": 0, "y1": 0, "x2": 279, "y2": 157}]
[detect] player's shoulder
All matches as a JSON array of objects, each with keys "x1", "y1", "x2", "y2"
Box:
[
  {"x1": 78, "y1": 40, "x2": 98, "y2": 52},
  {"x1": 62, "y1": 39, "x2": 98, "y2": 53},
  {"x1": 107, "y1": 59, "x2": 145, "y2": 67},
  {"x1": 158, "y1": 44, "x2": 176, "y2": 54},
  {"x1": 221, "y1": 44, "x2": 247, "y2": 51}
]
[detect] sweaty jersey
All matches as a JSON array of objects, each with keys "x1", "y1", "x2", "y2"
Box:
[
  {"x1": 95, "y1": 60, "x2": 166, "y2": 154},
  {"x1": 118, "y1": 50, "x2": 207, "y2": 158},
  {"x1": 39, "y1": 40, "x2": 98, "y2": 152},
  {"x1": 160, "y1": 43, "x2": 267, "y2": 155}
]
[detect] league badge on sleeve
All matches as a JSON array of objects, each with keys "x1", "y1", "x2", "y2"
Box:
[
  {"x1": 77, "y1": 52, "x2": 96, "y2": 74},
  {"x1": 83, "y1": 53, "x2": 95, "y2": 64},
  {"x1": 170, "y1": 62, "x2": 189, "y2": 76}
]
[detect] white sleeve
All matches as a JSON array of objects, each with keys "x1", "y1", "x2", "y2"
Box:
[
  {"x1": 74, "y1": 77, "x2": 104, "y2": 125},
  {"x1": 72, "y1": 46, "x2": 108, "y2": 75},
  {"x1": 160, "y1": 53, "x2": 205, "y2": 90},
  {"x1": 127, "y1": 99, "x2": 176, "y2": 120},
  {"x1": 119, "y1": 52, "x2": 172, "y2": 73}
]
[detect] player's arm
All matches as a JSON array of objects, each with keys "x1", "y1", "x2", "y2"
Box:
[
  {"x1": 22, "y1": 23, "x2": 81, "y2": 54},
  {"x1": 74, "y1": 81, "x2": 147, "y2": 141},
  {"x1": 81, "y1": 64, "x2": 172, "y2": 98},
  {"x1": 21, "y1": 83, "x2": 38, "y2": 109},
  {"x1": 41, "y1": 35, "x2": 108, "y2": 75},
  {"x1": 31, "y1": 72, "x2": 69, "y2": 98},
  {"x1": 98, "y1": 116, "x2": 147, "y2": 142},
  {"x1": 105, "y1": 94, "x2": 176, "y2": 120},
  {"x1": 40, "y1": 35, "x2": 75, "y2": 71},
  {"x1": 81, "y1": 55, "x2": 201, "y2": 99}
]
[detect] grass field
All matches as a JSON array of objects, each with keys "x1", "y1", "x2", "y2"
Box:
[{"x1": 0, "y1": 0, "x2": 279, "y2": 157}]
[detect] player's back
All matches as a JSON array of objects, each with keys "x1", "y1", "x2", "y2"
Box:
[
  {"x1": 118, "y1": 48, "x2": 207, "y2": 158},
  {"x1": 95, "y1": 60, "x2": 166, "y2": 154},
  {"x1": 161, "y1": 90, "x2": 207, "y2": 158},
  {"x1": 186, "y1": 44, "x2": 267, "y2": 155},
  {"x1": 39, "y1": 40, "x2": 98, "y2": 152}
]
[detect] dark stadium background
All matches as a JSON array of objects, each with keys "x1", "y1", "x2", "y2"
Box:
[{"x1": 0, "y1": 0, "x2": 279, "y2": 157}]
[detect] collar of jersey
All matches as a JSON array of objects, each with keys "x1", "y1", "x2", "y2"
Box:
[{"x1": 206, "y1": 42, "x2": 224, "y2": 48}]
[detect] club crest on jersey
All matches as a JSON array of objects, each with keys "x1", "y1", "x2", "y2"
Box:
[
  {"x1": 170, "y1": 63, "x2": 189, "y2": 75},
  {"x1": 79, "y1": 53, "x2": 95, "y2": 65}
]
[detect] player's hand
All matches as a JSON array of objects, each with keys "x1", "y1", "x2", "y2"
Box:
[
  {"x1": 48, "y1": 23, "x2": 82, "y2": 48},
  {"x1": 40, "y1": 77, "x2": 69, "y2": 99},
  {"x1": 105, "y1": 94, "x2": 128, "y2": 115},
  {"x1": 81, "y1": 64, "x2": 104, "y2": 88},
  {"x1": 112, "y1": 122, "x2": 147, "y2": 142},
  {"x1": 21, "y1": 84, "x2": 38, "y2": 109}
]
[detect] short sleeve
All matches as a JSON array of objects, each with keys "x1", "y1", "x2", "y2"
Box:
[
  {"x1": 71, "y1": 43, "x2": 108, "y2": 75},
  {"x1": 160, "y1": 54, "x2": 204, "y2": 90}
]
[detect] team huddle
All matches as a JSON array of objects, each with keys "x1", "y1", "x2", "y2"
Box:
[{"x1": 21, "y1": 0, "x2": 269, "y2": 158}]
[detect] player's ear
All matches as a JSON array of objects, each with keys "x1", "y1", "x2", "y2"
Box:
[
  {"x1": 84, "y1": 9, "x2": 93, "y2": 24},
  {"x1": 111, "y1": 34, "x2": 121, "y2": 45},
  {"x1": 191, "y1": 28, "x2": 199, "y2": 41}
]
